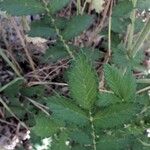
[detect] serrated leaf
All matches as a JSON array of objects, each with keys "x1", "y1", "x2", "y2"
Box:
[
  {"x1": 112, "y1": 0, "x2": 133, "y2": 17},
  {"x1": 69, "y1": 130, "x2": 92, "y2": 145},
  {"x1": 46, "y1": 96, "x2": 89, "y2": 126},
  {"x1": 3, "y1": 78, "x2": 24, "y2": 98},
  {"x1": 49, "y1": 0, "x2": 70, "y2": 14},
  {"x1": 0, "y1": 0, "x2": 44, "y2": 16},
  {"x1": 42, "y1": 43, "x2": 76, "y2": 62},
  {"x1": 0, "y1": 77, "x2": 24, "y2": 92},
  {"x1": 97, "y1": 135, "x2": 133, "y2": 150},
  {"x1": 51, "y1": 131, "x2": 70, "y2": 150},
  {"x1": 104, "y1": 64, "x2": 136, "y2": 101},
  {"x1": 32, "y1": 114, "x2": 61, "y2": 138},
  {"x1": 62, "y1": 15, "x2": 93, "y2": 40},
  {"x1": 137, "y1": 0, "x2": 150, "y2": 10},
  {"x1": 94, "y1": 103, "x2": 139, "y2": 129},
  {"x1": 20, "y1": 85, "x2": 45, "y2": 97},
  {"x1": 5, "y1": 106, "x2": 26, "y2": 118},
  {"x1": 72, "y1": 145, "x2": 90, "y2": 150},
  {"x1": 112, "y1": 44, "x2": 144, "y2": 68},
  {"x1": 111, "y1": 17, "x2": 131, "y2": 33},
  {"x1": 68, "y1": 53, "x2": 98, "y2": 109},
  {"x1": 81, "y1": 47, "x2": 104, "y2": 63},
  {"x1": 29, "y1": 20, "x2": 56, "y2": 38},
  {"x1": 96, "y1": 93, "x2": 121, "y2": 107}
]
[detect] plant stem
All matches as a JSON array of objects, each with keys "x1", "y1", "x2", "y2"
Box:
[
  {"x1": 131, "y1": 18, "x2": 150, "y2": 57},
  {"x1": 108, "y1": 0, "x2": 113, "y2": 57},
  {"x1": 0, "y1": 77, "x2": 24, "y2": 92},
  {"x1": 137, "y1": 79, "x2": 150, "y2": 84},
  {"x1": 81, "y1": 0, "x2": 89, "y2": 14},
  {"x1": 0, "y1": 48, "x2": 22, "y2": 77},
  {"x1": 42, "y1": 0, "x2": 75, "y2": 59},
  {"x1": 136, "y1": 86, "x2": 150, "y2": 94},
  {"x1": 127, "y1": 0, "x2": 137, "y2": 51},
  {"x1": 0, "y1": 97, "x2": 28, "y2": 129},
  {"x1": 77, "y1": 0, "x2": 82, "y2": 15},
  {"x1": 89, "y1": 111, "x2": 96, "y2": 150}
]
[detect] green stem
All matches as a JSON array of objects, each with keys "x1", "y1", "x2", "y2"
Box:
[
  {"x1": 0, "y1": 97, "x2": 28, "y2": 129},
  {"x1": 0, "y1": 48, "x2": 22, "y2": 77},
  {"x1": 89, "y1": 111, "x2": 96, "y2": 150},
  {"x1": 81, "y1": 0, "x2": 89, "y2": 14},
  {"x1": 42, "y1": 1, "x2": 75, "y2": 59},
  {"x1": 127, "y1": 0, "x2": 137, "y2": 51},
  {"x1": 131, "y1": 18, "x2": 150, "y2": 57},
  {"x1": 108, "y1": 1, "x2": 112, "y2": 57},
  {"x1": 137, "y1": 79, "x2": 150, "y2": 84},
  {"x1": 0, "y1": 77, "x2": 24, "y2": 92},
  {"x1": 136, "y1": 86, "x2": 150, "y2": 94},
  {"x1": 77, "y1": 0, "x2": 82, "y2": 15}
]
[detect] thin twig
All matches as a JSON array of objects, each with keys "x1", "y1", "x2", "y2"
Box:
[
  {"x1": 10, "y1": 17, "x2": 36, "y2": 71},
  {"x1": 0, "y1": 118, "x2": 17, "y2": 127},
  {"x1": 137, "y1": 79, "x2": 150, "y2": 84},
  {"x1": 0, "y1": 77, "x2": 24, "y2": 92},
  {"x1": 131, "y1": 18, "x2": 150, "y2": 57},
  {"x1": 42, "y1": 0, "x2": 75, "y2": 59},
  {"x1": 127, "y1": 0, "x2": 137, "y2": 51},
  {"x1": 28, "y1": 81, "x2": 68, "y2": 87},
  {"x1": 0, "y1": 48, "x2": 22, "y2": 77},
  {"x1": 108, "y1": 0, "x2": 113, "y2": 57},
  {"x1": 25, "y1": 97, "x2": 50, "y2": 116},
  {"x1": 136, "y1": 86, "x2": 150, "y2": 94},
  {"x1": 0, "y1": 97, "x2": 28, "y2": 129}
]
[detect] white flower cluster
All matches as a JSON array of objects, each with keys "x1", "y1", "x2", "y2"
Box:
[{"x1": 146, "y1": 128, "x2": 150, "y2": 138}]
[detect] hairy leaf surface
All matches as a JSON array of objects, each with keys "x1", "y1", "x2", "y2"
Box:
[
  {"x1": 94, "y1": 103, "x2": 139, "y2": 129},
  {"x1": 68, "y1": 53, "x2": 98, "y2": 109},
  {"x1": 46, "y1": 96, "x2": 89, "y2": 125},
  {"x1": 32, "y1": 114, "x2": 61, "y2": 138},
  {"x1": 49, "y1": 0, "x2": 70, "y2": 14},
  {"x1": 104, "y1": 64, "x2": 136, "y2": 101},
  {"x1": 62, "y1": 15, "x2": 93, "y2": 40},
  {"x1": 0, "y1": 0, "x2": 44, "y2": 16}
]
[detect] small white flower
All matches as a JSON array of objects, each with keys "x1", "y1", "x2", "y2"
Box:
[
  {"x1": 65, "y1": 141, "x2": 69, "y2": 146},
  {"x1": 146, "y1": 128, "x2": 150, "y2": 138}
]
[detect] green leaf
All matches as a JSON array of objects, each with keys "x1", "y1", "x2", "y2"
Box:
[
  {"x1": 112, "y1": 0, "x2": 133, "y2": 17},
  {"x1": 0, "y1": 0, "x2": 44, "y2": 16},
  {"x1": 49, "y1": 0, "x2": 70, "y2": 14},
  {"x1": 51, "y1": 131, "x2": 70, "y2": 150},
  {"x1": 97, "y1": 135, "x2": 133, "y2": 150},
  {"x1": 5, "y1": 106, "x2": 26, "y2": 118},
  {"x1": 3, "y1": 78, "x2": 24, "y2": 98},
  {"x1": 69, "y1": 130, "x2": 92, "y2": 145},
  {"x1": 134, "y1": 18, "x2": 145, "y2": 33},
  {"x1": 96, "y1": 93, "x2": 121, "y2": 107},
  {"x1": 72, "y1": 145, "x2": 90, "y2": 150},
  {"x1": 32, "y1": 114, "x2": 61, "y2": 138},
  {"x1": 104, "y1": 64, "x2": 136, "y2": 101},
  {"x1": 94, "y1": 103, "x2": 139, "y2": 129},
  {"x1": 20, "y1": 85, "x2": 45, "y2": 97},
  {"x1": 81, "y1": 47, "x2": 104, "y2": 63},
  {"x1": 112, "y1": 44, "x2": 144, "y2": 68},
  {"x1": 137, "y1": 0, "x2": 150, "y2": 10},
  {"x1": 62, "y1": 15, "x2": 93, "y2": 40},
  {"x1": 111, "y1": 17, "x2": 131, "y2": 33},
  {"x1": 68, "y1": 53, "x2": 98, "y2": 109},
  {"x1": 29, "y1": 20, "x2": 56, "y2": 38},
  {"x1": 46, "y1": 96, "x2": 89, "y2": 126},
  {"x1": 42, "y1": 43, "x2": 76, "y2": 62},
  {"x1": 0, "y1": 77, "x2": 24, "y2": 92}
]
